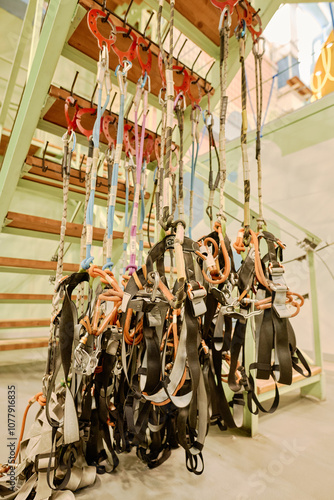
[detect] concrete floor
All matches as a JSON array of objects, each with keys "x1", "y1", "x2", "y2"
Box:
[{"x1": 0, "y1": 362, "x2": 333, "y2": 500}]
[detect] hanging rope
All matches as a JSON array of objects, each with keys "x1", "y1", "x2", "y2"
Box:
[
  {"x1": 205, "y1": 111, "x2": 220, "y2": 230},
  {"x1": 174, "y1": 93, "x2": 186, "y2": 221},
  {"x1": 217, "y1": 8, "x2": 232, "y2": 235},
  {"x1": 253, "y1": 37, "x2": 266, "y2": 230},
  {"x1": 188, "y1": 105, "x2": 200, "y2": 238},
  {"x1": 126, "y1": 74, "x2": 150, "y2": 275},
  {"x1": 159, "y1": 0, "x2": 175, "y2": 231},
  {"x1": 238, "y1": 22, "x2": 251, "y2": 247}
]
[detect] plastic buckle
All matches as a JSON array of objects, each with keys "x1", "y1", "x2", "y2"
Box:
[{"x1": 187, "y1": 282, "x2": 207, "y2": 317}]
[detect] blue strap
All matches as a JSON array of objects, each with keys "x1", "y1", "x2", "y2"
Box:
[{"x1": 104, "y1": 90, "x2": 125, "y2": 271}]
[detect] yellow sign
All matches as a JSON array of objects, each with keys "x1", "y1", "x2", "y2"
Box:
[{"x1": 311, "y1": 31, "x2": 334, "y2": 101}]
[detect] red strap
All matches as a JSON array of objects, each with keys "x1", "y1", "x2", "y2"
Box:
[
  {"x1": 112, "y1": 27, "x2": 137, "y2": 65},
  {"x1": 102, "y1": 115, "x2": 116, "y2": 149},
  {"x1": 137, "y1": 37, "x2": 152, "y2": 75},
  {"x1": 87, "y1": 9, "x2": 116, "y2": 51},
  {"x1": 64, "y1": 96, "x2": 79, "y2": 133}
]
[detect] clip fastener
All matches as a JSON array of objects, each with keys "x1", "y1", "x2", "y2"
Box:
[
  {"x1": 270, "y1": 267, "x2": 290, "y2": 318},
  {"x1": 187, "y1": 282, "x2": 207, "y2": 317}
]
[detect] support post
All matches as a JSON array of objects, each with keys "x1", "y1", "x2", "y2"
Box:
[
  {"x1": 300, "y1": 250, "x2": 326, "y2": 400},
  {"x1": 0, "y1": 0, "x2": 78, "y2": 232},
  {"x1": 0, "y1": 0, "x2": 37, "y2": 137}
]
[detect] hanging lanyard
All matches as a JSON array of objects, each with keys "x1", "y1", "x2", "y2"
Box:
[
  {"x1": 252, "y1": 37, "x2": 266, "y2": 230},
  {"x1": 205, "y1": 111, "x2": 220, "y2": 229},
  {"x1": 104, "y1": 61, "x2": 132, "y2": 271},
  {"x1": 81, "y1": 37, "x2": 112, "y2": 269},
  {"x1": 126, "y1": 73, "x2": 150, "y2": 275}
]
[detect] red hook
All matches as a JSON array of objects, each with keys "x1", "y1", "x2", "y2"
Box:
[
  {"x1": 76, "y1": 107, "x2": 97, "y2": 139},
  {"x1": 112, "y1": 27, "x2": 137, "y2": 65},
  {"x1": 102, "y1": 115, "x2": 116, "y2": 149},
  {"x1": 87, "y1": 9, "x2": 117, "y2": 51},
  {"x1": 137, "y1": 36, "x2": 152, "y2": 76},
  {"x1": 64, "y1": 96, "x2": 79, "y2": 133}
]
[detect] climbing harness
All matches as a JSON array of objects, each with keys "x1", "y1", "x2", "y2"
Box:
[{"x1": 1, "y1": 5, "x2": 315, "y2": 496}]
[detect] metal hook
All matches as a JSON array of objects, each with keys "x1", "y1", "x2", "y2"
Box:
[
  {"x1": 191, "y1": 50, "x2": 202, "y2": 74},
  {"x1": 90, "y1": 82, "x2": 98, "y2": 107},
  {"x1": 42, "y1": 141, "x2": 49, "y2": 173},
  {"x1": 125, "y1": 97, "x2": 134, "y2": 121},
  {"x1": 202, "y1": 60, "x2": 216, "y2": 92},
  {"x1": 101, "y1": 11, "x2": 110, "y2": 23},
  {"x1": 143, "y1": 11, "x2": 154, "y2": 38},
  {"x1": 156, "y1": 118, "x2": 162, "y2": 137},
  {"x1": 123, "y1": 27, "x2": 132, "y2": 38},
  {"x1": 109, "y1": 91, "x2": 117, "y2": 113},
  {"x1": 162, "y1": 25, "x2": 170, "y2": 44},
  {"x1": 78, "y1": 154, "x2": 85, "y2": 183},
  {"x1": 176, "y1": 38, "x2": 188, "y2": 65},
  {"x1": 70, "y1": 71, "x2": 79, "y2": 96},
  {"x1": 204, "y1": 60, "x2": 216, "y2": 82},
  {"x1": 123, "y1": 0, "x2": 134, "y2": 26}
]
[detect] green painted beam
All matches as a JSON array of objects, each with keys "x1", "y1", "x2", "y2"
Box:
[
  {"x1": 0, "y1": 0, "x2": 79, "y2": 232},
  {"x1": 0, "y1": 0, "x2": 37, "y2": 133},
  {"x1": 143, "y1": 0, "x2": 219, "y2": 59},
  {"x1": 307, "y1": 250, "x2": 323, "y2": 368},
  {"x1": 225, "y1": 89, "x2": 334, "y2": 158},
  {"x1": 182, "y1": 0, "x2": 281, "y2": 187}
]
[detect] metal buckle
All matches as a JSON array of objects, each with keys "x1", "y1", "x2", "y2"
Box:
[
  {"x1": 187, "y1": 282, "x2": 207, "y2": 317},
  {"x1": 270, "y1": 267, "x2": 290, "y2": 318}
]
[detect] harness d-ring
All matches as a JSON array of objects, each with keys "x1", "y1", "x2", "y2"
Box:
[
  {"x1": 64, "y1": 96, "x2": 79, "y2": 133},
  {"x1": 112, "y1": 27, "x2": 137, "y2": 64},
  {"x1": 87, "y1": 9, "x2": 116, "y2": 51},
  {"x1": 137, "y1": 36, "x2": 152, "y2": 75}
]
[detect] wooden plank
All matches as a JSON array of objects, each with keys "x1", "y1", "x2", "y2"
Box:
[
  {"x1": 0, "y1": 293, "x2": 86, "y2": 303},
  {"x1": 0, "y1": 337, "x2": 49, "y2": 351},
  {"x1": 256, "y1": 366, "x2": 322, "y2": 395},
  {"x1": 43, "y1": 86, "x2": 170, "y2": 162},
  {"x1": 5, "y1": 211, "x2": 122, "y2": 242},
  {"x1": 0, "y1": 257, "x2": 78, "y2": 273},
  {"x1": 0, "y1": 129, "x2": 40, "y2": 158},
  {"x1": 70, "y1": 1, "x2": 212, "y2": 107},
  {"x1": 0, "y1": 319, "x2": 49, "y2": 329}
]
